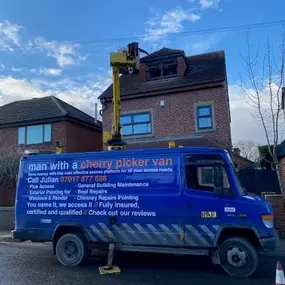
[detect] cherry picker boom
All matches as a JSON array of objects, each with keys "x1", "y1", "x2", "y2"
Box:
[
  {"x1": 106, "y1": 42, "x2": 148, "y2": 151},
  {"x1": 99, "y1": 43, "x2": 148, "y2": 274}
]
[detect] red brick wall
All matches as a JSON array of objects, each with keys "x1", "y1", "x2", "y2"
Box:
[
  {"x1": 233, "y1": 156, "x2": 253, "y2": 170},
  {"x1": 65, "y1": 122, "x2": 102, "y2": 153},
  {"x1": 280, "y1": 158, "x2": 285, "y2": 188},
  {"x1": 102, "y1": 86, "x2": 232, "y2": 149},
  {"x1": 0, "y1": 122, "x2": 67, "y2": 206},
  {"x1": 0, "y1": 121, "x2": 102, "y2": 206},
  {"x1": 0, "y1": 121, "x2": 102, "y2": 154},
  {"x1": 265, "y1": 194, "x2": 285, "y2": 236},
  {"x1": 0, "y1": 122, "x2": 67, "y2": 154},
  {"x1": 0, "y1": 184, "x2": 15, "y2": 207}
]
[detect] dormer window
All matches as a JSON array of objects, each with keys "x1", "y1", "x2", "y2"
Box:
[{"x1": 147, "y1": 58, "x2": 177, "y2": 80}]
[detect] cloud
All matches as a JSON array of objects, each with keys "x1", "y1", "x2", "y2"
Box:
[
  {"x1": 229, "y1": 84, "x2": 285, "y2": 144},
  {"x1": 30, "y1": 68, "x2": 37, "y2": 74},
  {"x1": 182, "y1": 34, "x2": 221, "y2": 55},
  {"x1": 0, "y1": 20, "x2": 87, "y2": 69},
  {"x1": 39, "y1": 67, "x2": 62, "y2": 76},
  {"x1": 11, "y1": 67, "x2": 22, "y2": 72},
  {"x1": 187, "y1": 0, "x2": 221, "y2": 9},
  {"x1": 0, "y1": 72, "x2": 112, "y2": 119},
  {"x1": 0, "y1": 77, "x2": 46, "y2": 104},
  {"x1": 0, "y1": 21, "x2": 23, "y2": 51},
  {"x1": 198, "y1": 0, "x2": 220, "y2": 9},
  {"x1": 29, "y1": 36, "x2": 87, "y2": 68},
  {"x1": 144, "y1": 6, "x2": 200, "y2": 41}
]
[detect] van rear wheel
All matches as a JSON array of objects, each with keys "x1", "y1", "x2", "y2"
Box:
[
  {"x1": 218, "y1": 237, "x2": 258, "y2": 277},
  {"x1": 55, "y1": 232, "x2": 88, "y2": 267}
]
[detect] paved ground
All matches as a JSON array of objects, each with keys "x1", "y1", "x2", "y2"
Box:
[{"x1": 0, "y1": 242, "x2": 284, "y2": 285}]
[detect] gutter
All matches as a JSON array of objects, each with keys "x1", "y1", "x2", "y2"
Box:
[
  {"x1": 0, "y1": 116, "x2": 102, "y2": 132},
  {"x1": 125, "y1": 134, "x2": 203, "y2": 145},
  {"x1": 99, "y1": 80, "x2": 225, "y2": 102}
]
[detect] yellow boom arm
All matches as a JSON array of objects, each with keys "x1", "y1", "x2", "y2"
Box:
[{"x1": 107, "y1": 43, "x2": 141, "y2": 151}]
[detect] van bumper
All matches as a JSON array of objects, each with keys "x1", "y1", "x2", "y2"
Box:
[
  {"x1": 12, "y1": 229, "x2": 50, "y2": 242},
  {"x1": 259, "y1": 229, "x2": 280, "y2": 252}
]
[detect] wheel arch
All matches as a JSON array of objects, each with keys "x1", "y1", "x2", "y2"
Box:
[
  {"x1": 52, "y1": 223, "x2": 93, "y2": 254},
  {"x1": 214, "y1": 225, "x2": 261, "y2": 249}
]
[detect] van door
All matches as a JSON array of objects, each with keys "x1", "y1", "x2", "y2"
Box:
[{"x1": 182, "y1": 153, "x2": 237, "y2": 248}]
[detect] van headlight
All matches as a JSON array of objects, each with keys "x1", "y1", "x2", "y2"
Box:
[{"x1": 261, "y1": 214, "x2": 274, "y2": 228}]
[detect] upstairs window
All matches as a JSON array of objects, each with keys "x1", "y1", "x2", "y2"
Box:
[
  {"x1": 196, "y1": 105, "x2": 213, "y2": 130},
  {"x1": 18, "y1": 124, "x2": 52, "y2": 145},
  {"x1": 147, "y1": 58, "x2": 177, "y2": 79},
  {"x1": 120, "y1": 112, "x2": 152, "y2": 137}
]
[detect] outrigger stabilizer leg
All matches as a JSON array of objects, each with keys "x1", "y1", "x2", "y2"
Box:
[{"x1": 98, "y1": 243, "x2": 121, "y2": 275}]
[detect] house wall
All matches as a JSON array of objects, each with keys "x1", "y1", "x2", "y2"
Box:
[
  {"x1": 265, "y1": 194, "x2": 285, "y2": 236},
  {"x1": 263, "y1": 158, "x2": 285, "y2": 236},
  {"x1": 233, "y1": 155, "x2": 254, "y2": 170},
  {"x1": 65, "y1": 121, "x2": 102, "y2": 153},
  {"x1": 280, "y1": 157, "x2": 285, "y2": 188},
  {"x1": 0, "y1": 121, "x2": 102, "y2": 154},
  {"x1": 0, "y1": 121, "x2": 102, "y2": 208},
  {"x1": 0, "y1": 122, "x2": 67, "y2": 208},
  {"x1": 102, "y1": 86, "x2": 232, "y2": 150},
  {"x1": 0, "y1": 207, "x2": 14, "y2": 230},
  {"x1": 0, "y1": 121, "x2": 67, "y2": 154}
]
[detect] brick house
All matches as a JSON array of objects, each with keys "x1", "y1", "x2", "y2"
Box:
[
  {"x1": 0, "y1": 95, "x2": 102, "y2": 207},
  {"x1": 99, "y1": 47, "x2": 232, "y2": 151},
  {"x1": 232, "y1": 148, "x2": 254, "y2": 170},
  {"x1": 0, "y1": 96, "x2": 102, "y2": 154}
]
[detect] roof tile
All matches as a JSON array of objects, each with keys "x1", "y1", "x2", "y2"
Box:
[
  {"x1": 141, "y1": 47, "x2": 185, "y2": 61},
  {"x1": 99, "y1": 49, "x2": 226, "y2": 100},
  {"x1": 0, "y1": 96, "x2": 102, "y2": 128}
]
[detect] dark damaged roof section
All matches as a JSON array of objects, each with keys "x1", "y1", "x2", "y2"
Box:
[{"x1": 98, "y1": 48, "x2": 227, "y2": 101}]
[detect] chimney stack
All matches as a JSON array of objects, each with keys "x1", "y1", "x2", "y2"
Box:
[{"x1": 95, "y1": 103, "x2": 98, "y2": 124}]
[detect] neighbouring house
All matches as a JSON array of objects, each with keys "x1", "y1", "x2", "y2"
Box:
[
  {"x1": 99, "y1": 47, "x2": 232, "y2": 152},
  {"x1": 0, "y1": 95, "x2": 102, "y2": 154},
  {"x1": 232, "y1": 148, "x2": 254, "y2": 170},
  {"x1": 0, "y1": 95, "x2": 102, "y2": 209}
]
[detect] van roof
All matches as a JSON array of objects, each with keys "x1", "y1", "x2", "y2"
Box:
[{"x1": 22, "y1": 147, "x2": 228, "y2": 161}]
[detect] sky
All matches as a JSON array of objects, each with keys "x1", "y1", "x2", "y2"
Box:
[{"x1": 0, "y1": 0, "x2": 284, "y2": 145}]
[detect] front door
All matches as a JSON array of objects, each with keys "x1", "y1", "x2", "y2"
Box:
[{"x1": 182, "y1": 153, "x2": 237, "y2": 248}]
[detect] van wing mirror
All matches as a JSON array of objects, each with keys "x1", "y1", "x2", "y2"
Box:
[{"x1": 213, "y1": 164, "x2": 223, "y2": 195}]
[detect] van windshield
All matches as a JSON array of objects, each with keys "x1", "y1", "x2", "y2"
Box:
[{"x1": 225, "y1": 152, "x2": 247, "y2": 196}]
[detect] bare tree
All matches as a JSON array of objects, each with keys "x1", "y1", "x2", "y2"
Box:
[
  {"x1": 0, "y1": 134, "x2": 24, "y2": 187},
  {"x1": 240, "y1": 32, "x2": 285, "y2": 196},
  {"x1": 234, "y1": 140, "x2": 259, "y2": 162}
]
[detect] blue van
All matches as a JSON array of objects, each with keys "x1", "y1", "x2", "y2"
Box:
[{"x1": 12, "y1": 147, "x2": 279, "y2": 277}]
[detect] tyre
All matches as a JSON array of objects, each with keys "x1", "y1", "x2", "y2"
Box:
[
  {"x1": 218, "y1": 237, "x2": 258, "y2": 277},
  {"x1": 55, "y1": 232, "x2": 88, "y2": 267}
]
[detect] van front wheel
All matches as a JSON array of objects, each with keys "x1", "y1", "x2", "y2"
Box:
[
  {"x1": 55, "y1": 232, "x2": 88, "y2": 267},
  {"x1": 218, "y1": 237, "x2": 258, "y2": 278}
]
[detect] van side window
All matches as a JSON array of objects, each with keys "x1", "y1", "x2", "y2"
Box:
[{"x1": 185, "y1": 154, "x2": 230, "y2": 193}]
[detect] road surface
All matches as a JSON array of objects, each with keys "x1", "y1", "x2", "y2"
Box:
[{"x1": 0, "y1": 242, "x2": 282, "y2": 285}]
